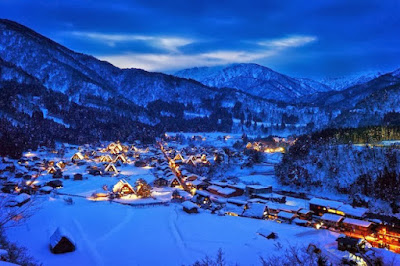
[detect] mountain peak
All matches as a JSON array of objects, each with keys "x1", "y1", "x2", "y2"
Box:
[{"x1": 175, "y1": 63, "x2": 331, "y2": 101}]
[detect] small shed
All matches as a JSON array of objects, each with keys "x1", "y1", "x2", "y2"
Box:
[
  {"x1": 257, "y1": 228, "x2": 277, "y2": 239},
  {"x1": 73, "y1": 173, "x2": 83, "y2": 181},
  {"x1": 154, "y1": 177, "x2": 169, "y2": 187},
  {"x1": 50, "y1": 227, "x2": 76, "y2": 254},
  {"x1": 182, "y1": 201, "x2": 199, "y2": 214}
]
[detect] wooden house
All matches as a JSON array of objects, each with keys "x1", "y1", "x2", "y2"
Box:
[
  {"x1": 242, "y1": 203, "x2": 267, "y2": 219},
  {"x1": 114, "y1": 154, "x2": 127, "y2": 164},
  {"x1": 277, "y1": 211, "x2": 297, "y2": 223},
  {"x1": 154, "y1": 177, "x2": 169, "y2": 187},
  {"x1": 336, "y1": 235, "x2": 366, "y2": 253},
  {"x1": 112, "y1": 179, "x2": 135, "y2": 196},
  {"x1": 104, "y1": 163, "x2": 118, "y2": 174},
  {"x1": 100, "y1": 155, "x2": 113, "y2": 163},
  {"x1": 245, "y1": 185, "x2": 272, "y2": 197},
  {"x1": 223, "y1": 203, "x2": 244, "y2": 216},
  {"x1": 342, "y1": 218, "x2": 373, "y2": 236},
  {"x1": 169, "y1": 176, "x2": 184, "y2": 188},
  {"x1": 309, "y1": 197, "x2": 343, "y2": 216},
  {"x1": 73, "y1": 173, "x2": 83, "y2": 181},
  {"x1": 298, "y1": 209, "x2": 313, "y2": 220},
  {"x1": 56, "y1": 161, "x2": 66, "y2": 169},
  {"x1": 71, "y1": 152, "x2": 84, "y2": 162},
  {"x1": 257, "y1": 228, "x2": 277, "y2": 239},
  {"x1": 320, "y1": 213, "x2": 344, "y2": 229},
  {"x1": 182, "y1": 201, "x2": 199, "y2": 214},
  {"x1": 47, "y1": 166, "x2": 57, "y2": 174},
  {"x1": 50, "y1": 227, "x2": 75, "y2": 254}
]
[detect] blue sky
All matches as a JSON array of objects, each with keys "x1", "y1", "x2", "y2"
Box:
[{"x1": 1, "y1": 0, "x2": 400, "y2": 78}]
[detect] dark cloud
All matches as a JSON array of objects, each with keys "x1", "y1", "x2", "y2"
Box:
[{"x1": 0, "y1": 0, "x2": 399, "y2": 77}]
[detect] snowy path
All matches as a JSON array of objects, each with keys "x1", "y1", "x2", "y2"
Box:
[
  {"x1": 96, "y1": 208, "x2": 133, "y2": 243},
  {"x1": 73, "y1": 219, "x2": 104, "y2": 266}
]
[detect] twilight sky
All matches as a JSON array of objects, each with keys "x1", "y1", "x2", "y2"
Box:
[{"x1": 1, "y1": 0, "x2": 400, "y2": 78}]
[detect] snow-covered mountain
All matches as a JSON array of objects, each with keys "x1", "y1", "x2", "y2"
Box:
[
  {"x1": 175, "y1": 63, "x2": 332, "y2": 101},
  {"x1": 0, "y1": 19, "x2": 220, "y2": 106},
  {"x1": 319, "y1": 71, "x2": 382, "y2": 91}
]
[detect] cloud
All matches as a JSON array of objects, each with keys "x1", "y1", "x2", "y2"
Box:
[
  {"x1": 98, "y1": 49, "x2": 278, "y2": 71},
  {"x1": 70, "y1": 31, "x2": 194, "y2": 52},
  {"x1": 95, "y1": 34, "x2": 317, "y2": 71},
  {"x1": 258, "y1": 35, "x2": 317, "y2": 49}
]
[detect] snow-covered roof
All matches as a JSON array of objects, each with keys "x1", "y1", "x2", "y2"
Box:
[
  {"x1": 321, "y1": 213, "x2": 344, "y2": 223},
  {"x1": 298, "y1": 209, "x2": 312, "y2": 215},
  {"x1": 309, "y1": 197, "x2": 343, "y2": 209},
  {"x1": 257, "y1": 228, "x2": 275, "y2": 238},
  {"x1": 196, "y1": 190, "x2": 210, "y2": 197},
  {"x1": 182, "y1": 201, "x2": 198, "y2": 210},
  {"x1": 266, "y1": 202, "x2": 301, "y2": 213},
  {"x1": 277, "y1": 211, "x2": 296, "y2": 220},
  {"x1": 12, "y1": 193, "x2": 31, "y2": 204},
  {"x1": 246, "y1": 185, "x2": 271, "y2": 190},
  {"x1": 243, "y1": 203, "x2": 266, "y2": 218},
  {"x1": 227, "y1": 199, "x2": 247, "y2": 206},
  {"x1": 223, "y1": 203, "x2": 244, "y2": 215},
  {"x1": 338, "y1": 204, "x2": 367, "y2": 218},
  {"x1": 50, "y1": 227, "x2": 75, "y2": 249},
  {"x1": 40, "y1": 186, "x2": 54, "y2": 192},
  {"x1": 342, "y1": 218, "x2": 372, "y2": 228},
  {"x1": 217, "y1": 187, "x2": 236, "y2": 196}
]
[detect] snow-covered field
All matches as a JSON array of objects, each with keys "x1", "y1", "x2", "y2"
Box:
[{"x1": 6, "y1": 196, "x2": 340, "y2": 266}]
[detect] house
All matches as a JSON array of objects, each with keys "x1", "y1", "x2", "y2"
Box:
[
  {"x1": 50, "y1": 227, "x2": 76, "y2": 254},
  {"x1": 293, "y1": 218, "x2": 311, "y2": 227},
  {"x1": 114, "y1": 154, "x2": 127, "y2": 164},
  {"x1": 104, "y1": 163, "x2": 118, "y2": 174},
  {"x1": 169, "y1": 176, "x2": 184, "y2": 188},
  {"x1": 100, "y1": 155, "x2": 113, "y2": 163},
  {"x1": 207, "y1": 185, "x2": 240, "y2": 198},
  {"x1": 242, "y1": 203, "x2": 267, "y2": 219},
  {"x1": 298, "y1": 209, "x2": 313, "y2": 220},
  {"x1": 182, "y1": 201, "x2": 199, "y2": 214},
  {"x1": 246, "y1": 185, "x2": 272, "y2": 197},
  {"x1": 186, "y1": 156, "x2": 197, "y2": 167},
  {"x1": 257, "y1": 228, "x2": 277, "y2": 239},
  {"x1": 336, "y1": 235, "x2": 366, "y2": 253},
  {"x1": 73, "y1": 173, "x2": 83, "y2": 181},
  {"x1": 223, "y1": 203, "x2": 244, "y2": 216},
  {"x1": 320, "y1": 213, "x2": 344, "y2": 228},
  {"x1": 154, "y1": 177, "x2": 169, "y2": 187},
  {"x1": 342, "y1": 218, "x2": 373, "y2": 236},
  {"x1": 277, "y1": 211, "x2": 297, "y2": 223},
  {"x1": 112, "y1": 179, "x2": 135, "y2": 196},
  {"x1": 337, "y1": 204, "x2": 368, "y2": 219},
  {"x1": 71, "y1": 152, "x2": 84, "y2": 162},
  {"x1": 56, "y1": 161, "x2": 66, "y2": 169},
  {"x1": 47, "y1": 180, "x2": 63, "y2": 188},
  {"x1": 5, "y1": 193, "x2": 31, "y2": 207},
  {"x1": 252, "y1": 193, "x2": 286, "y2": 203},
  {"x1": 309, "y1": 197, "x2": 343, "y2": 216},
  {"x1": 174, "y1": 153, "x2": 184, "y2": 162},
  {"x1": 194, "y1": 190, "x2": 212, "y2": 207}
]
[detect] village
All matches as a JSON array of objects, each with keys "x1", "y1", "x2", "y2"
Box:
[{"x1": 1, "y1": 132, "x2": 400, "y2": 265}]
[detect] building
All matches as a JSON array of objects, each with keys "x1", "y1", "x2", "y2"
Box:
[
  {"x1": 342, "y1": 218, "x2": 373, "y2": 236},
  {"x1": 50, "y1": 227, "x2": 76, "y2": 254},
  {"x1": 154, "y1": 177, "x2": 169, "y2": 187},
  {"x1": 336, "y1": 235, "x2": 366, "y2": 253},
  {"x1": 277, "y1": 211, "x2": 297, "y2": 223},
  {"x1": 112, "y1": 179, "x2": 135, "y2": 196},
  {"x1": 182, "y1": 201, "x2": 199, "y2": 214},
  {"x1": 242, "y1": 203, "x2": 267, "y2": 219},
  {"x1": 104, "y1": 163, "x2": 118, "y2": 174},
  {"x1": 71, "y1": 152, "x2": 84, "y2": 162},
  {"x1": 246, "y1": 185, "x2": 272, "y2": 197},
  {"x1": 320, "y1": 213, "x2": 344, "y2": 228},
  {"x1": 257, "y1": 228, "x2": 277, "y2": 239},
  {"x1": 309, "y1": 197, "x2": 343, "y2": 216}
]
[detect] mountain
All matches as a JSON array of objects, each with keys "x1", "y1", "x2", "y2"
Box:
[
  {"x1": 175, "y1": 63, "x2": 332, "y2": 101},
  {"x1": 319, "y1": 71, "x2": 381, "y2": 91},
  {"x1": 0, "y1": 19, "x2": 220, "y2": 106}
]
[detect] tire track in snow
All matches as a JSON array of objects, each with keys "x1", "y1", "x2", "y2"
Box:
[
  {"x1": 168, "y1": 205, "x2": 190, "y2": 262},
  {"x1": 73, "y1": 219, "x2": 104, "y2": 266},
  {"x1": 97, "y1": 209, "x2": 133, "y2": 242}
]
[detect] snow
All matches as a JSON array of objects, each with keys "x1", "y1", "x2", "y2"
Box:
[
  {"x1": 337, "y1": 205, "x2": 367, "y2": 218},
  {"x1": 5, "y1": 197, "x2": 344, "y2": 265},
  {"x1": 309, "y1": 197, "x2": 343, "y2": 209},
  {"x1": 181, "y1": 201, "x2": 198, "y2": 210},
  {"x1": 342, "y1": 218, "x2": 372, "y2": 228},
  {"x1": 320, "y1": 213, "x2": 344, "y2": 223}
]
